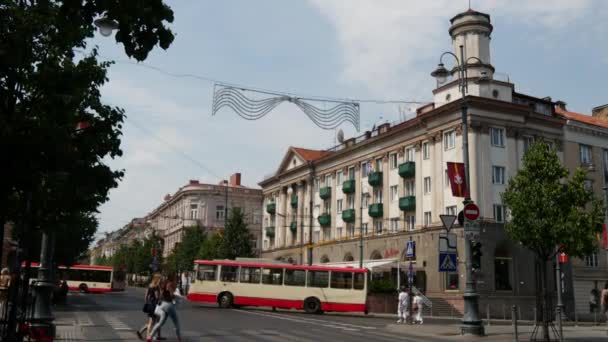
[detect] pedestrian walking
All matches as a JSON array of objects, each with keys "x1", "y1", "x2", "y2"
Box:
[
  {"x1": 397, "y1": 286, "x2": 409, "y2": 323},
  {"x1": 147, "y1": 274, "x2": 184, "y2": 342},
  {"x1": 137, "y1": 274, "x2": 163, "y2": 341},
  {"x1": 413, "y1": 292, "x2": 424, "y2": 324},
  {"x1": 0, "y1": 268, "x2": 11, "y2": 315},
  {"x1": 601, "y1": 281, "x2": 608, "y2": 325},
  {"x1": 180, "y1": 272, "x2": 190, "y2": 296}
]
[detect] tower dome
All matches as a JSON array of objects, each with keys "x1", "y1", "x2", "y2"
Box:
[{"x1": 449, "y1": 9, "x2": 494, "y2": 79}]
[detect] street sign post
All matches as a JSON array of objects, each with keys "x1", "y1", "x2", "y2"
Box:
[
  {"x1": 439, "y1": 233, "x2": 458, "y2": 252},
  {"x1": 439, "y1": 252, "x2": 458, "y2": 272},
  {"x1": 464, "y1": 221, "x2": 480, "y2": 240},
  {"x1": 440, "y1": 214, "x2": 457, "y2": 233}
]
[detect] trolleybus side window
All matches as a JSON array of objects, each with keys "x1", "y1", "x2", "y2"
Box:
[
  {"x1": 284, "y1": 269, "x2": 306, "y2": 286},
  {"x1": 307, "y1": 270, "x2": 329, "y2": 288},
  {"x1": 353, "y1": 273, "x2": 365, "y2": 290},
  {"x1": 197, "y1": 265, "x2": 217, "y2": 281},
  {"x1": 220, "y1": 266, "x2": 239, "y2": 282},
  {"x1": 261, "y1": 268, "x2": 283, "y2": 285},
  {"x1": 330, "y1": 271, "x2": 353, "y2": 289},
  {"x1": 240, "y1": 267, "x2": 261, "y2": 284}
]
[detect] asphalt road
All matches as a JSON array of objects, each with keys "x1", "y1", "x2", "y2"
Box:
[{"x1": 54, "y1": 287, "x2": 445, "y2": 341}]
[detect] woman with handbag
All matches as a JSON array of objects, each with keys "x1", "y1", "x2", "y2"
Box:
[
  {"x1": 148, "y1": 274, "x2": 183, "y2": 342},
  {"x1": 137, "y1": 274, "x2": 162, "y2": 340}
]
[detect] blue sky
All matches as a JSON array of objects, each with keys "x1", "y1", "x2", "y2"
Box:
[{"x1": 94, "y1": 0, "x2": 608, "y2": 235}]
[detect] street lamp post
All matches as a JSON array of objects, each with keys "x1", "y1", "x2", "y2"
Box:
[
  {"x1": 223, "y1": 180, "x2": 229, "y2": 223},
  {"x1": 431, "y1": 45, "x2": 485, "y2": 336}
]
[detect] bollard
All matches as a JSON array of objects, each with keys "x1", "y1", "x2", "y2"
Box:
[
  {"x1": 512, "y1": 305, "x2": 518, "y2": 342},
  {"x1": 556, "y1": 306, "x2": 564, "y2": 342},
  {"x1": 487, "y1": 303, "x2": 491, "y2": 326},
  {"x1": 574, "y1": 308, "x2": 578, "y2": 327},
  {"x1": 518, "y1": 306, "x2": 521, "y2": 323},
  {"x1": 503, "y1": 303, "x2": 506, "y2": 320},
  {"x1": 594, "y1": 309, "x2": 597, "y2": 326}
]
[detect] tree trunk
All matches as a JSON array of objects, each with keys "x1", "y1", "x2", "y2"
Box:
[{"x1": 540, "y1": 258, "x2": 550, "y2": 341}]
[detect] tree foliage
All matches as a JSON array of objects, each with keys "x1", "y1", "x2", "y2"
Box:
[
  {"x1": 221, "y1": 208, "x2": 254, "y2": 260},
  {"x1": 164, "y1": 226, "x2": 205, "y2": 274},
  {"x1": 198, "y1": 232, "x2": 223, "y2": 260},
  {"x1": 502, "y1": 141, "x2": 603, "y2": 260},
  {"x1": 0, "y1": 1, "x2": 174, "y2": 265}
]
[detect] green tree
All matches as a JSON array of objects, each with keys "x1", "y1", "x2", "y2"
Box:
[
  {"x1": 198, "y1": 233, "x2": 223, "y2": 260},
  {"x1": 502, "y1": 141, "x2": 603, "y2": 341},
  {"x1": 220, "y1": 208, "x2": 254, "y2": 260},
  {"x1": 0, "y1": 1, "x2": 174, "y2": 266},
  {"x1": 175, "y1": 226, "x2": 205, "y2": 272}
]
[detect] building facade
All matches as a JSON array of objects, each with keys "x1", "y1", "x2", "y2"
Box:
[
  {"x1": 147, "y1": 173, "x2": 263, "y2": 257},
  {"x1": 259, "y1": 9, "x2": 608, "y2": 317}
]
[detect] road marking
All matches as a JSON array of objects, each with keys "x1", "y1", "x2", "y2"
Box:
[
  {"x1": 101, "y1": 313, "x2": 131, "y2": 331},
  {"x1": 233, "y1": 309, "x2": 379, "y2": 333}
]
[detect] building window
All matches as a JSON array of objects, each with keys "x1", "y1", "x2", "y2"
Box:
[
  {"x1": 374, "y1": 220, "x2": 383, "y2": 234},
  {"x1": 523, "y1": 136, "x2": 534, "y2": 152},
  {"x1": 313, "y1": 231, "x2": 320, "y2": 243},
  {"x1": 324, "y1": 200, "x2": 331, "y2": 214},
  {"x1": 348, "y1": 166, "x2": 355, "y2": 180},
  {"x1": 495, "y1": 258, "x2": 512, "y2": 291},
  {"x1": 585, "y1": 252, "x2": 599, "y2": 267},
  {"x1": 390, "y1": 218, "x2": 399, "y2": 232},
  {"x1": 323, "y1": 227, "x2": 331, "y2": 241},
  {"x1": 445, "y1": 170, "x2": 450, "y2": 188},
  {"x1": 444, "y1": 130, "x2": 455, "y2": 150},
  {"x1": 347, "y1": 195, "x2": 355, "y2": 209},
  {"x1": 405, "y1": 147, "x2": 415, "y2": 162},
  {"x1": 424, "y1": 211, "x2": 432, "y2": 226},
  {"x1": 314, "y1": 178, "x2": 320, "y2": 192},
  {"x1": 491, "y1": 127, "x2": 505, "y2": 147},
  {"x1": 405, "y1": 180, "x2": 415, "y2": 196},
  {"x1": 337, "y1": 199, "x2": 343, "y2": 214},
  {"x1": 603, "y1": 149, "x2": 608, "y2": 180},
  {"x1": 493, "y1": 204, "x2": 505, "y2": 223},
  {"x1": 492, "y1": 166, "x2": 505, "y2": 185},
  {"x1": 373, "y1": 188, "x2": 383, "y2": 203},
  {"x1": 325, "y1": 174, "x2": 333, "y2": 187},
  {"x1": 424, "y1": 177, "x2": 431, "y2": 194},
  {"x1": 390, "y1": 185, "x2": 398, "y2": 202},
  {"x1": 376, "y1": 157, "x2": 383, "y2": 172},
  {"x1": 216, "y1": 206, "x2": 225, "y2": 220},
  {"x1": 446, "y1": 206, "x2": 457, "y2": 216},
  {"x1": 361, "y1": 161, "x2": 370, "y2": 177},
  {"x1": 189, "y1": 203, "x2": 198, "y2": 219},
  {"x1": 584, "y1": 179, "x2": 594, "y2": 192},
  {"x1": 362, "y1": 223, "x2": 368, "y2": 235},
  {"x1": 422, "y1": 141, "x2": 430, "y2": 160},
  {"x1": 336, "y1": 227, "x2": 342, "y2": 238},
  {"x1": 580, "y1": 144, "x2": 592, "y2": 165},
  {"x1": 445, "y1": 272, "x2": 459, "y2": 290},
  {"x1": 253, "y1": 209, "x2": 261, "y2": 224},
  {"x1": 389, "y1": 153, "x2": 398, "y2": 169},
  {"x1": 406, "y1": 215, "x2": 416, "y2": 231},
  {"x1": 362, "y1": 193, "x2": 369, "y2": 209}
]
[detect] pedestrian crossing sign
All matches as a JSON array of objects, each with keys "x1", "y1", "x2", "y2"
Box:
[
  {"x1": 405, "y1": 241, "x2": 415, "y2": 258},
  {"x1": 438, "y1": 253, "x2": 457, "y2": 272}
]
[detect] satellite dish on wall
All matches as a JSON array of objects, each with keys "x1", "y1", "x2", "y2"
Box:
[{"x1": 337, "y1": 129, "x2": 344, "y2": 143}]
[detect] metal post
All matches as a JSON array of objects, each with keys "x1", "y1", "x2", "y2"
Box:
[
  {"x1": 307, "y1": 163, "x2": 315, "y2": 266},
  {"x1": 486, "y1": 304, "x2": 490, "y2": 326},
  {"x1": 555, "y1": 250, "x2": 564, "y2": 342},
  {"x1": 31, "y1": 230, "x2": 56, "y2": 338},
  {"x1": 224, "y1": 180, "x2": 229, "y2": 224},
  {"x1": 300, "y1": 182, "x2": 305, "y2": 265},
  {"x1": 512, "y1": 305, "x2": 519, "y2": 342},
  {"x1": 359, "y1": 202, "x2": 363, "y2": 269},
  {"x1": 458, "y1": 44, "x2": 484, "y2": 336}
]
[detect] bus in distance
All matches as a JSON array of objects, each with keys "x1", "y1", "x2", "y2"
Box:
[
  {"x1": 187, "y1": 260, "x2": 368, "y2": 314},
  {"x1": 27, "y1": 263, "x2": 125, "y2": 293}
]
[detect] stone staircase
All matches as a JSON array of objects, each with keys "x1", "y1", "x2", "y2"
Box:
[{"x1": 424, "y1": 296, "x2": 464, "y2": 317}]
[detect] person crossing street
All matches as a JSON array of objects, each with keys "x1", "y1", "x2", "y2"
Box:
[{"x1": 396, "y1": 286, "x2": 409, "y2": 323}]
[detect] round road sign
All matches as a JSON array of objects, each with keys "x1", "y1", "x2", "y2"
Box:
[{"x1": 463, "y1": 203, "x2": 480, "y2": 221}]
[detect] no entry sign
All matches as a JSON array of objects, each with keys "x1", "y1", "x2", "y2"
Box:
[{"x1": 463, "y1": 203, "x2": 480, "y2": 221}]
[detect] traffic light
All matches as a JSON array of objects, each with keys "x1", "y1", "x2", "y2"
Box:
[
  {"x1": 471, "y1": 241, "x2": 482, "y2": 270},
  {"x1": 457, "y1": 210, "x2": 464, "y2": 226}
]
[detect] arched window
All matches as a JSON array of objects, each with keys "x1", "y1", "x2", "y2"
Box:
[
  {"x1": 320, "y1": 255, "x2": 330, "y2": 264},
  {"x1": 370, "y1": 250, "x2": 382, "y2": 260},
  {"x1": 343, "y1": 253, "x2": 354, "y2": 262}
]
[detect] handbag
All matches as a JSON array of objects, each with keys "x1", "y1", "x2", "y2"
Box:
[{"x1": 142, "y1": 303, "x2": 155, "y2": 314}]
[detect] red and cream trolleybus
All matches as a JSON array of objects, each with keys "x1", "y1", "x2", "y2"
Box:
[
  {"x1": 27, "y1": 263, "x2": 125, "y2": 293},
  {"x1": 187, "y1": 260, "x2": 368, "y2": 314}
]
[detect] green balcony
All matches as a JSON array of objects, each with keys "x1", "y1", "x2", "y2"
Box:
[
  {"x1": 399, "y1": 196, "x2": 416, "y2": 211},
  {"x1": 290, "y1": 221, "x2": 297, "y2": 233},
  {"x1": 398, "y1": 161, "x2": 415, "y2": 178},
  {"x1": 342, "y1": 209, "x2": 356, "y2": 223},
  {"x1": 318, "y1": 213, "x2": 331, "y2": 227},
  {"x1": 319, "y1": 186, "x2": 332, "y2": 200},
  {"x1": 368, "y1": 171, "x2": 383, "y2": 187},
  {"x1": 368, "y1": 203, "x2": 384, "y2": 218},
  {"x1": 266, "y1": 203, "x2": 276, "y2": 215},
  {"x1": 290, "y1": 195, "x2": 298, "y2": 208},
  {"x1": 266, "y1": 226, "x2": 275, "y2": 238},
  {"x1": 342, "y1": 179, "x2": 356, "y2": 194}
]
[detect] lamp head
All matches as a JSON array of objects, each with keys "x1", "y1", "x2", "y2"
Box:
[
  {"x1": 94, "y1": 16, "x2": 119, "y2": 37},
  {"x1": 431, "y1": 63, "x2": 449, "y2": 85},
  {"x1": 287, "y1": 187, "x2": 293, "y2": 195}
]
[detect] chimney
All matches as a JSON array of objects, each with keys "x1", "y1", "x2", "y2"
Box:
[
  {"x1": 189, "y1": 179, "x2": 199, "y2": 185},
  {"x1": 378, "y1": 123, "x2": 390, "y2": 134},
  {"x1": 592, "y1": 104, "x2": 608, "y2": 120},
  {"x1": 230, "y1": 173, "x2": 241, "y2": 186},
  {"x1": 163, "y1": 194, "x2": 171, "y2": 201},
  {"x1": 555, "y1": 100, "x2": 567, "y2": 111}
]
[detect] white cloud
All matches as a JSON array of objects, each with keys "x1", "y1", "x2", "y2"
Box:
[{"x1": 309, "y1": 0, "x2": 600, "y2": 98}]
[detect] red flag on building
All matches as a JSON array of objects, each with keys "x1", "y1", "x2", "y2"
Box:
[{"x1": 447, "y1": 162, "x2": 469, "y2": 198}]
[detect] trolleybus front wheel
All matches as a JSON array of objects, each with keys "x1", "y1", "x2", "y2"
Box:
[
  {"x1": 303, "y1": 297, "x2": 322, "y2": 314},
  {"x1": 218, "y1": 292, "x2": 234, "y2": 309}
]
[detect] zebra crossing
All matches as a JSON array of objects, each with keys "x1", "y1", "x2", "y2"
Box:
[{"x1": 101, "y1": 312, "x2": 131, "y2": 331}]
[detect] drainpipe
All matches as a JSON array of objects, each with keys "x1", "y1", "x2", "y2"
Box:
[{"x1": 308, "y1": 162, "x2": 316, "y2": 266}]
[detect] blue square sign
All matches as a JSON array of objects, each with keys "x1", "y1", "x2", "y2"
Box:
[
  {"x1": 405, "y1": 241, "x2": 415, "y2": 258},
  {"x1": 438, "y1": 252, "x2": 458, "y2": 272}
]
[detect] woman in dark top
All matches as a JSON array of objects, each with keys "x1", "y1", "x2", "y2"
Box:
[
  {"x1": 137, "y1": 273, "x2": 162, "y2": 340},
  {"x1": 148, "y1": 274, "x2": 184, "y2": 342}
]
